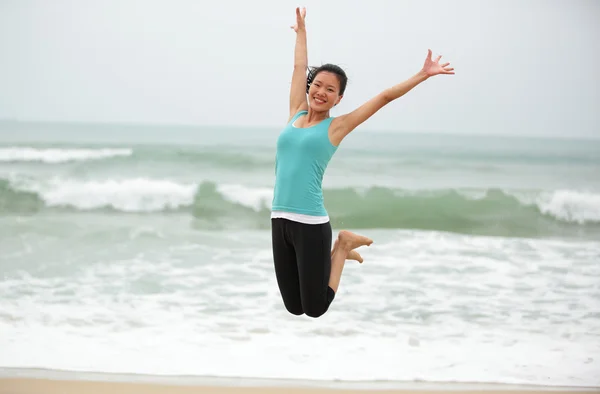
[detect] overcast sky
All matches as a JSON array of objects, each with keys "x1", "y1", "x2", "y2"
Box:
[{"x1": 0, "y1": 0, "x2": 598, "y2": 138}]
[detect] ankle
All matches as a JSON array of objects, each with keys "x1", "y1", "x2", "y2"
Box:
[{"x1": 336, "y1": 233, "x2": 353, "y2": 253}]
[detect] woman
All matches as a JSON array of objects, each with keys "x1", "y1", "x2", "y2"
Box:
[{"x1": 271, "y1": 7, "x2": 454, "y2": 318}]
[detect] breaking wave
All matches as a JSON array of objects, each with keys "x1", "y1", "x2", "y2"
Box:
[{"x1": 1, "y1": 177, "x2": 599, "y2": 238}]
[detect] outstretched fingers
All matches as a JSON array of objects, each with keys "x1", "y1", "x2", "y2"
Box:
[
  {"x1": 438, "y1": 57, "x2": 455, "y2": 74},
  {"x1": 291, "y1": 7, "x2": 306, "y2": 31},
  {"x1": 296, "y1": 6, "x2": 306, "y2": 22},
  {"x1": 443, "y1": 66, "x2": 455, "y2": 74},
  {"x1": 424, "y1": 49, "x2": 455, "y2": 75}
]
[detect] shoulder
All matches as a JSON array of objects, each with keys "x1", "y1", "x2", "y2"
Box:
[
  {"x1": 329, "y1": 114, "x2": 350, "y2": 130},
  {"x1": 287, "y1": 109, "x2": 308, "y2": 124},
  {"x1": 327, "y1": 115, "x2": 349, "y2": 145}
]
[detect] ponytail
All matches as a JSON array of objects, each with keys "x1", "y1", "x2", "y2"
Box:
[{"x1": 306, "y1": 66, "x2": 319, "y2": 94}]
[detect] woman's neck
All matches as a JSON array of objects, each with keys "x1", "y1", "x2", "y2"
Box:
[{"x1": 305, "y1": 108, "x2": 329, "y2": 126}]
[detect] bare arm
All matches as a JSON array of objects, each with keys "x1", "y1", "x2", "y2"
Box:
[
  {"x1": 288, "y1": 7, "x2": 309, "y2": 122},
  {"x1": 330, "y1": 49, "x2": 454, "y2": 146}
]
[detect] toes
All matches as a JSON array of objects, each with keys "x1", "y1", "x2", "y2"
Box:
[{"x1": 347, "y1": 250, "x2": 363, "y2": 263}]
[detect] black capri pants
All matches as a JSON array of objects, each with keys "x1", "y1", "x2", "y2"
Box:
[{"x1": 271, "y1": 218, "x2": 336, "y2": 318}]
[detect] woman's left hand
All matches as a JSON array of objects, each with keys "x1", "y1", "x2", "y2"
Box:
[
  {"x1": 291, "y1": 7, "x2": 306, "y2": 32},
  {"x1": 421, "y1": 49, "x2": 455, "y2": 77}
]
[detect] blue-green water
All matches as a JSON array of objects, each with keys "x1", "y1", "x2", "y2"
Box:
[
  {"x1": 1, "y1": 120, "x2": 599, "y2": 387},
  {"x1": 2, "y1": 121, "x2": 599, "y2": 238}
]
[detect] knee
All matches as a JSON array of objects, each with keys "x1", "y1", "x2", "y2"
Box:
[
  {"x1": 284, "y1": 303, "x2": 304, "y2": 316},
  {"x1": 303, "y1": 305, "x2": 328, "y2": 319},
  {"x1": 303, "y1": 287, "x2": 335, "y2": 318},
  {"x1": 305, "y1": 310, "x2": 326, "y2": 318}
]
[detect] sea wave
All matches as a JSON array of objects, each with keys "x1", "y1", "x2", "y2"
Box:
[
  {"x1": 0, "y1": 146, "x2": 273, "y2": 169},
  {"x1": 1, "y1": 227, "x2": 599, "y2": 387},
  {"x1": 0, "y1": 147, "x2": 133, "y2": 163},
  {"x1": 1, "y1": 177, "x2": 599, "y2": 238}
]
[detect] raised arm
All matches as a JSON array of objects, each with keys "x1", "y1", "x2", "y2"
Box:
[
  {"x1": 288, "y1": 7, "x2": 309, "y2": 122},
  {"x1": 330, "y1": 49, "x2": 454, "y2": 145}
]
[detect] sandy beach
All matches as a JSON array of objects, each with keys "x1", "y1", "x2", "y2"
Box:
[
  {"x1": 1, "y1": 377, "x2": 599, "y2": 394},
  {"x1": 1, "y1": 371, "x2": 598, "y2": 394}
]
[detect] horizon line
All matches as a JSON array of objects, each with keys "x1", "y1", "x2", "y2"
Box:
[{"x1": 0, "y1": 118, "x2": 598, "y2": 142}]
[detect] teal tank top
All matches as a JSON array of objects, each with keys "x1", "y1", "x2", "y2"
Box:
[{"x1": 272, "y1": 110, "x2": 338, "y2": 217}]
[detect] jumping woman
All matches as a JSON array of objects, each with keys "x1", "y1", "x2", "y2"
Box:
[{"x1": 271, "y1": 7, "x2": 454, "y2": 318}]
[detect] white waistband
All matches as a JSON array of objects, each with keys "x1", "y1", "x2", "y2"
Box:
[{"x1": 271, "y1": 211, "x2": 329, "y2": 225}]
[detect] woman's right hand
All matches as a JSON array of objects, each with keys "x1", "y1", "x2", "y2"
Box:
[{"x1": 291, "y1": 7, "x2": 306, "y2": 32}]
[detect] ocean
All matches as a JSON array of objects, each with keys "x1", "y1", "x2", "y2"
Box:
[{"x1": 1, "y1": 120, "x2": 599, "y2": 388}]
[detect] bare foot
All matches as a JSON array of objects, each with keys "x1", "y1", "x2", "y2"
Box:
[
  {"x1": 348, "y1": 250, "x2": 363, "y2": 263},
  {"x1": 338, "y1": 230, "x2": 373, "y2": 251},
  {"x1": 332, "y1": 239, "x2": 364, "y2": 263}
]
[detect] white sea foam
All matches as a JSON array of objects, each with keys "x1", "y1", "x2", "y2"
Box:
[
  {"x1": 453, "y1": 188, "x2": 600, "y2": 224},
  {"x1": 36, "y1": 178, "x2": 197, "y2": 211},
  {"x1": 0, "y1": 228, "x2": 599, "y2": 387},
  {"x1": 455, "y1": 189, "x2": 600, "y2": 224},
  {"x1": 217, "y1": 183, "x2": 273, "y2": 211},
  {"x1": 6, "y1": 176, "x2": 273, "y2": 213},
  {"x1": 3, "y1": 175, "x2": 600, "y2": 225},
  {"x1": 0, "y1": 147, "x2": 132, "y2": 163},
  {"x1": 536, "y1": 189, "x2": 600, "y2": 224}
]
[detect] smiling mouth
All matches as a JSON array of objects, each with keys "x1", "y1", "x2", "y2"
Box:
[{"x1": 313, "y1": 97, "x2": 326, "y2": 104}]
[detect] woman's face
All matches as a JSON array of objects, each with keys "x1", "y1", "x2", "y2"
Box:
[{"x1": 308, "y1": 71, "x2": 343, "y2": 111}]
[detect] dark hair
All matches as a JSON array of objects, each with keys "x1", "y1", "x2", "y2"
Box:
[{"x1": 306, "y1": 64, "x2": 348, "y2": 95}]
